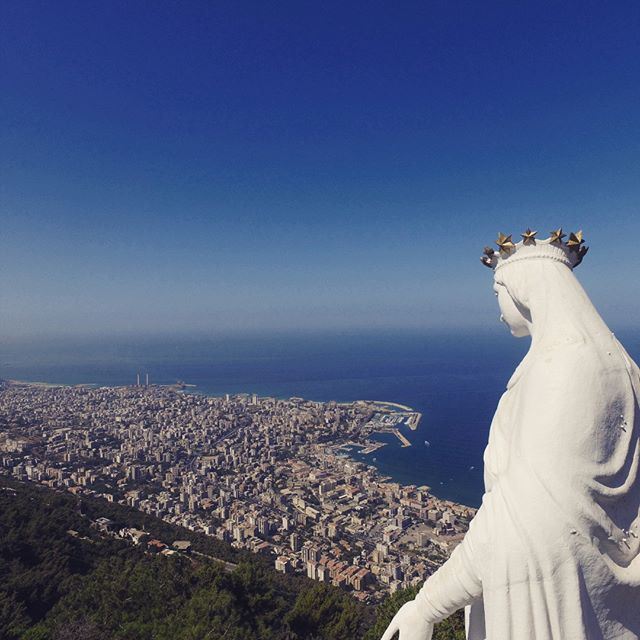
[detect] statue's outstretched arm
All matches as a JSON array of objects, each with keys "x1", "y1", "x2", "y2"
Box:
[{"x1": 380, "y1": 498, "x2": 486, "y2": 639}]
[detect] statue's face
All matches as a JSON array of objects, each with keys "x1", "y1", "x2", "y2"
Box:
[{"x1": 493, "y1": 282, "x2": 530, "y2": 338}]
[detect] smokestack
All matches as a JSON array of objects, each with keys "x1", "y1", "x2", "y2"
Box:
[
  {"x1": 136, "y1": 373, "x2": 140, "y2": 386},
  {"x1": 146, "y1": 373, "x2": 149, "y2": 387}
]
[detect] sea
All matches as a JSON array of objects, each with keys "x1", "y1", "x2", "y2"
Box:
[{"x1": 2, "y1": 328, "x2": 639, "y2": 508}]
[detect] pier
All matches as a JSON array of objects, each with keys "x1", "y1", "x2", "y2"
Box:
[
  {"x1": 391, "y1": 428, "x2": 411, "y2": 447},
  {"x1": 360, "y1": 441, "x2": 386, "y2": 454}
]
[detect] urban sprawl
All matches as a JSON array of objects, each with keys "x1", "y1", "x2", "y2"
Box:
[{"x1": 0, "y1": 380, "x2": 474, "y2": 603}]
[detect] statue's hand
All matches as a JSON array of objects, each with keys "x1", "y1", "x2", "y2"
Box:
[{"x1": 380, "y1": 600, "x2": 434, "y2": 640}]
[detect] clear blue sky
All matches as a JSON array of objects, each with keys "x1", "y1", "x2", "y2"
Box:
[{"x1": 2, "y1": 1, "x2": 639, "y2": 338}]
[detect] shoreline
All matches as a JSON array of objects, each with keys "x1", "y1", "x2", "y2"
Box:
[
  {"x1": 2, "y1": 376, "x2": 424, "y2": 441},
  {"x1": 4, "y1": 378, "x2": 420, "y2": 447},
  {"x1": 1, "y1": 378, "x2": 479, "y2": 510}
]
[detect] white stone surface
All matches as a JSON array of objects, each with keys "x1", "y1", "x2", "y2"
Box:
[{"x1": 382, "y1": 255, "x2": 640, "y2": 639}]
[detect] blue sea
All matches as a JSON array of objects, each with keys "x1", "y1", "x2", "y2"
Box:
[{"x1": 2, "y1": 329, "x2": 639, "y2": 507}]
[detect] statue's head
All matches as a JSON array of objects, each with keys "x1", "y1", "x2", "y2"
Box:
[{"x1": 481, "y1": 228, "x2": 590, "y2": 339}]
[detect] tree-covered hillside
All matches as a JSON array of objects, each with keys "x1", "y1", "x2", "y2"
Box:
[{"x1": 0, "y1": 478, "x2": 464, "y2": 639}]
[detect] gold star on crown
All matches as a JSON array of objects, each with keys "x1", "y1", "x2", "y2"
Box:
[
  {"x1": 495, "y1": 232, "x2": 515, "y2": 254},
  {"x1": 566, "y1": 230, "x2": 584, "y2": 251},
  {"x1": 549, "y1": 228, "x2": 566, "y2": 244},
  {"x1": 521, "y1": 228, "x2": 537, "y2": 245}
]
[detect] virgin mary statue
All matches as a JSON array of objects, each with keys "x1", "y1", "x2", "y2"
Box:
[{"x1": 382, "y1": 229, "x2": 640, "y2": 640}]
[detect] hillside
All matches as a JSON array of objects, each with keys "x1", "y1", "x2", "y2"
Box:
[{"x1": 0, "y1": 478, "x2": 464, "y2": 639}]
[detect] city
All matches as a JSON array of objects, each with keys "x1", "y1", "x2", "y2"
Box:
[{"x1": 0, "y1": 380, "x2": 474, "y2": 604}]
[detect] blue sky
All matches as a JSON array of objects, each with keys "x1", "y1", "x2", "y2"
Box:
[{"x1": 2, "y1": 1, "x2": 639, "y2": 338}]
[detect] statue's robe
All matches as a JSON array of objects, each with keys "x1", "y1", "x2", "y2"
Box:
[{"x1": 418, "y1": 333, "x2": 640, "y2": 639}]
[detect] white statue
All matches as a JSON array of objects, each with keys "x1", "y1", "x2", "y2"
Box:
[{"x1": 382, "y1": 229, "x2": 640, "y2": 640}]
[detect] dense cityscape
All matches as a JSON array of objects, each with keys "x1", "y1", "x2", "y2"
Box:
[{"x1": 0, "y1": 379, "x2": 473, "y2": 604}]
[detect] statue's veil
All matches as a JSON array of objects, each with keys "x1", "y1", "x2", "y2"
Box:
[
  {"x1": 477, "y1": 258, "x2": 640, "y2": 635},
  {"x1": 495, "y1": 258, "x2": 611, "y2": 350}
]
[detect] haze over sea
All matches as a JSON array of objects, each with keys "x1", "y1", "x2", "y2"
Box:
[{"x1": 2, "y1": 329, "x2": 639, "y2": 508}]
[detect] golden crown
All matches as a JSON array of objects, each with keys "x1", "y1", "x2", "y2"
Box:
[{"x1": 481, "y1": 228, "x2": 588, "y2": 271}]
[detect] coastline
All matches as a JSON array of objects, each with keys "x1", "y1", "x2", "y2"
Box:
[
  {"x1": 0, "y1": 367, "x2": 486, "y2": 508},
  {"x1": 4, "y1": 378, "x2": 421, "y2": 447},
  {"x1": 0, "y1": 378, "x2": 479, "y2": 518}
]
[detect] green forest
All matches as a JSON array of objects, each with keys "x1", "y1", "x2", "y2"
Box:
[{"x1": 0, "y1": 478, "x2": 464, "y2": 639}]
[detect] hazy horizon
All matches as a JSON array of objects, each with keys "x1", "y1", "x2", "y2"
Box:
[{"x1": 3, "y1": 317, "x2": 640, "y2": 345}]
